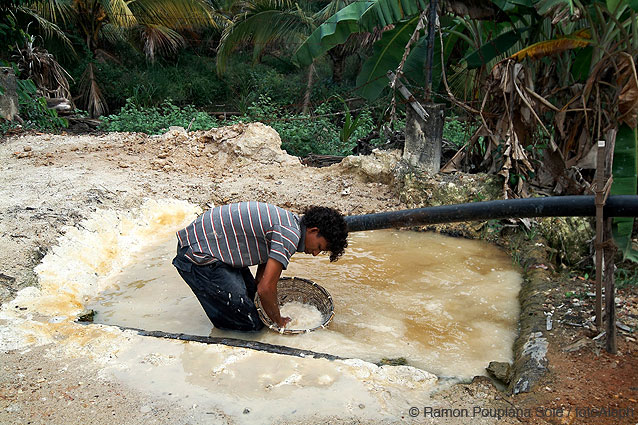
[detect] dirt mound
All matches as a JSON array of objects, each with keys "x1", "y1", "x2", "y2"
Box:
[
  {"x1": 336, "y1": 149, "x2": 401, "y2": 184},
  {"x1": 155, "y1": 123, "x2": 301, "y2": 171}
]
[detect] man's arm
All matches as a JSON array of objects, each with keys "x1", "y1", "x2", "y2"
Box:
[
  {"x1": 256, "y1": 258, "x2": 291, "y2": 328},
  {"x1": 255, "y1": 263, "x2": 266, "y2": 283}
]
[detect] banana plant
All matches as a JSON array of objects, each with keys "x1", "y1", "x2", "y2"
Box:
[
  {"x1": 293, "y1": 0, "x2": 428, "y2": 69},
  {"x1": 333, "y1": 95, "x2": 362, "y2": 144},
  {"x1": 612, "y1": 125, "x2": 638, "y2": 261}
]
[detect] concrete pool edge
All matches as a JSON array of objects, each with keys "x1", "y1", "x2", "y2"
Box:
[
  {"x1": 507, "y1": 237, "x2": 551, "y2": 395},
  {"x1": 82, "y1": 322, "x2": 346, "y2": 361}
]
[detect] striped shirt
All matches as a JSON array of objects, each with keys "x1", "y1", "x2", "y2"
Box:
[{"x1": 176, "y1": 202, "x2": 305, "y2": 269}]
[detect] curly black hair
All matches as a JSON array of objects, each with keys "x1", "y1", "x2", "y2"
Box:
[{"x1": 300, "y1": 206, "x2": 348, "y2": 262}]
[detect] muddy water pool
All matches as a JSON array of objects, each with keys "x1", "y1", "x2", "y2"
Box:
[{"x1": 89, "y1": 229, "x2": 521, "y2": 379}]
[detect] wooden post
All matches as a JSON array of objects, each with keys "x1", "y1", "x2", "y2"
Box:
[
  {"x1": 604, "y1": 217, "x2": 617, "y2": 353},
  {"x1": 0, "y1": 67, "x2": 18, "y2": 120},
  {"x1": 603, "y1": 130, "x2": 617, "y2": 354},
  {"x1": 594, "y1": 140, "x2": 605, "y2": 328}
]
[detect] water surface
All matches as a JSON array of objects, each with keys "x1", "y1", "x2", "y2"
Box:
[{"x1": 90, "y1": 229, "x2": 521, "y2": 379}]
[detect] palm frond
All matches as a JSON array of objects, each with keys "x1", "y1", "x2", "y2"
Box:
[
  {"x1": 100, "y1": 23, "x2": 128, "y2": 45},
  {"x1": 78, "y1": 62, "x2": 108, "y2": 118},
  {"x1": 13, "y1": 35, "x2": 73, "y2": 100},
  {"x1": 28, "y1": 0, "x2": 75, "y2": 25},
  {"x1": 131, "y1": 0, "x2": 220, "y2": 30},
  {"x1": 217, "y1": 5, "x2": 313, "y2": 74},
  {"x1": 102, "y1": 0, "x2": 138, "y2": 28},
  {"x1": 137, "y1": 24, "x2": 185, "y2": 61},
  {"x1": 17, "y1": 5, "x2": 76, "y2": 55},
  {"x1": 314, "y1": 0, "x2": 352, "y2": 22}
]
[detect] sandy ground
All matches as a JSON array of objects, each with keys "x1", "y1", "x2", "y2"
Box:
[{"x1": 0, "y1": 124, "x2": 636, "y2": 425}]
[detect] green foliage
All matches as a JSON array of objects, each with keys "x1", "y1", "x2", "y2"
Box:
[
  {"x1": 444, "y1": 116, "x2": 477, "y2": 148},
  {"x1": 611, "y1": 125, "x2": 638, "y2": 262},
  {"x1": 245, "y1": 96, "x2": 339, "y2": 156},
  {"x1": 100, "y1": 99, "x2": 218, "y2": 134},
  {"x1": 86, "y1": 52, "x2": 319, "y2": 113},
  {"x1": 244, "y1": 95, "x2": 375, "y2": 157},
  {"x1": 615, "y1": 263, "x2": 638, "y2": 288},
  {"x1": 91, "y1": 54, "x2": 229, "y2": 110},
  {"x1": 0, "y1": 2, "x2": 25, "y2": 60},
  {"x1": 356, "y1": 16, "x2": 422, "y2": 100},
  {"x1": 464, "y1": 28, "x2": 528, "y2": 69},
  {"x1": 223, "y1": 59, "x2": 308, "y2": 111},
  {"x1": 335, "y1": 95, "x2": 363, "y2": 144},
  {"x1": 293, "y1": 0, "x2": 427, "y2": 67}
]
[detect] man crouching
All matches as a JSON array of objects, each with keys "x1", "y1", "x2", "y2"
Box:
[{"x1": 172, "y1": 202, "x2": 348, "y2": 331}]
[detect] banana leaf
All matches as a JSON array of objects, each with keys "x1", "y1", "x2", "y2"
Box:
[
  {"x1": 611, "y1": 125, "x2": 638, "y2": 262},
  {"x1": 534, "y1": 0, "x2": 575, "y2": 16},
  {"x1": 403, "y1": 28, "x2": 445, "y2": 94},
  {"x1": 355, "y1": 16, "x2": 420, "y2": 100},
  {"x1": 509, "y1": 33, "x2": 591, "y2": 61},
  {"x1": 465, "y1": 28, "x2": 523, "y2": 69},
  {"x1": 356, "y1": 14, "x2": 457, "y2": 100},
  {"x1": 292, "y1": 0, "x2": 427, "y2": 67}
]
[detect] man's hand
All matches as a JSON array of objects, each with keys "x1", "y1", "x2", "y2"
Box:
[
  {"x1": 256, "y1": 258, "x2": 288, "y2": 328},
  {"x1": 278, "y1": 316, "x2": 292, "y2": 328}
]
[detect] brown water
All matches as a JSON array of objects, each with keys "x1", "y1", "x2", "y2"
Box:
[{"x1": 89, "y1": 229, "x2": 521, "y2": 379}]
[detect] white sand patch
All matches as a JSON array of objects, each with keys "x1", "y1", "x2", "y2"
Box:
[{"x1": 281, "y1": 301, "x2": 324, "y2": 330}]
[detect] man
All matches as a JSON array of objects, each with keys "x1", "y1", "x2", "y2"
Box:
[{"x1": 172, "y1": 202, "x2": 348, "y2": 331}]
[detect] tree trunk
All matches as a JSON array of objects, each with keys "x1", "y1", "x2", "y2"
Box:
[
  {"x1": 302, "y1": 62, "x2": 314, "y2": 114},
  {"x1": 328, "y1": 49, "x2": 347, "y2": 84}
]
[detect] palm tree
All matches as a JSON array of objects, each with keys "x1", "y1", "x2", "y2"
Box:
[
  {"x1": 215, "y1": 0, "x2": 377, "y2": 111},
  {"x1": 20, "y1": 0, "x2": 225, "y2": 116}
]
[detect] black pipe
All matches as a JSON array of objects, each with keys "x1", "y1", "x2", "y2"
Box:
[{"x1": 345, "y1": 195, "x2": 638, "y2": 232}]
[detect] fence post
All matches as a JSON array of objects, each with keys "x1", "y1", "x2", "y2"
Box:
[
  {"x1": 404, "y1": 103, "x2": 445, "y2": 173},
  {"x1": 0, "y1": 67, "x2": 18, "y2": 120}
]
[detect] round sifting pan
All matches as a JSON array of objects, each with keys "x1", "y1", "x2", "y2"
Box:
[{"x1": 255, "y1": 277, "x2": 334, "y2": 334}]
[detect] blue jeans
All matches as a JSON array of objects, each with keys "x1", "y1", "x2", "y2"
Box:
[{"x1": 172, "y1": 244, "x2": 264, "y2": 331}]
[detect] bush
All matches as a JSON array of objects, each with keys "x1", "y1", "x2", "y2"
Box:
[
  {"x1": 91, "y1": 53, "x2": 229, "y2": 110},
  {"x1": 101, "y1": 99, "x2": 218, "y2": 133},
  {"x1": 444, "y1": 115, "x2": 477, "y2": 148},
  {"x1": 244, "y1": 95, "x2": 377, "y2": 157},
  {"x1": 101, "y1": 95, "x2": 382, "y2": 158}
]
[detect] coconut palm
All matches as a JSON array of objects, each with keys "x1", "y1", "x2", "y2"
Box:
[
  {"x1": 215, "y1": 0, "x2": 315, "y2": 75},
  {"x1": 18, "y1": 0, "x2": 225, "y2": 116},
  {"x1": 215, "y1": 0, "x2": 379, "y2": 111}
]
